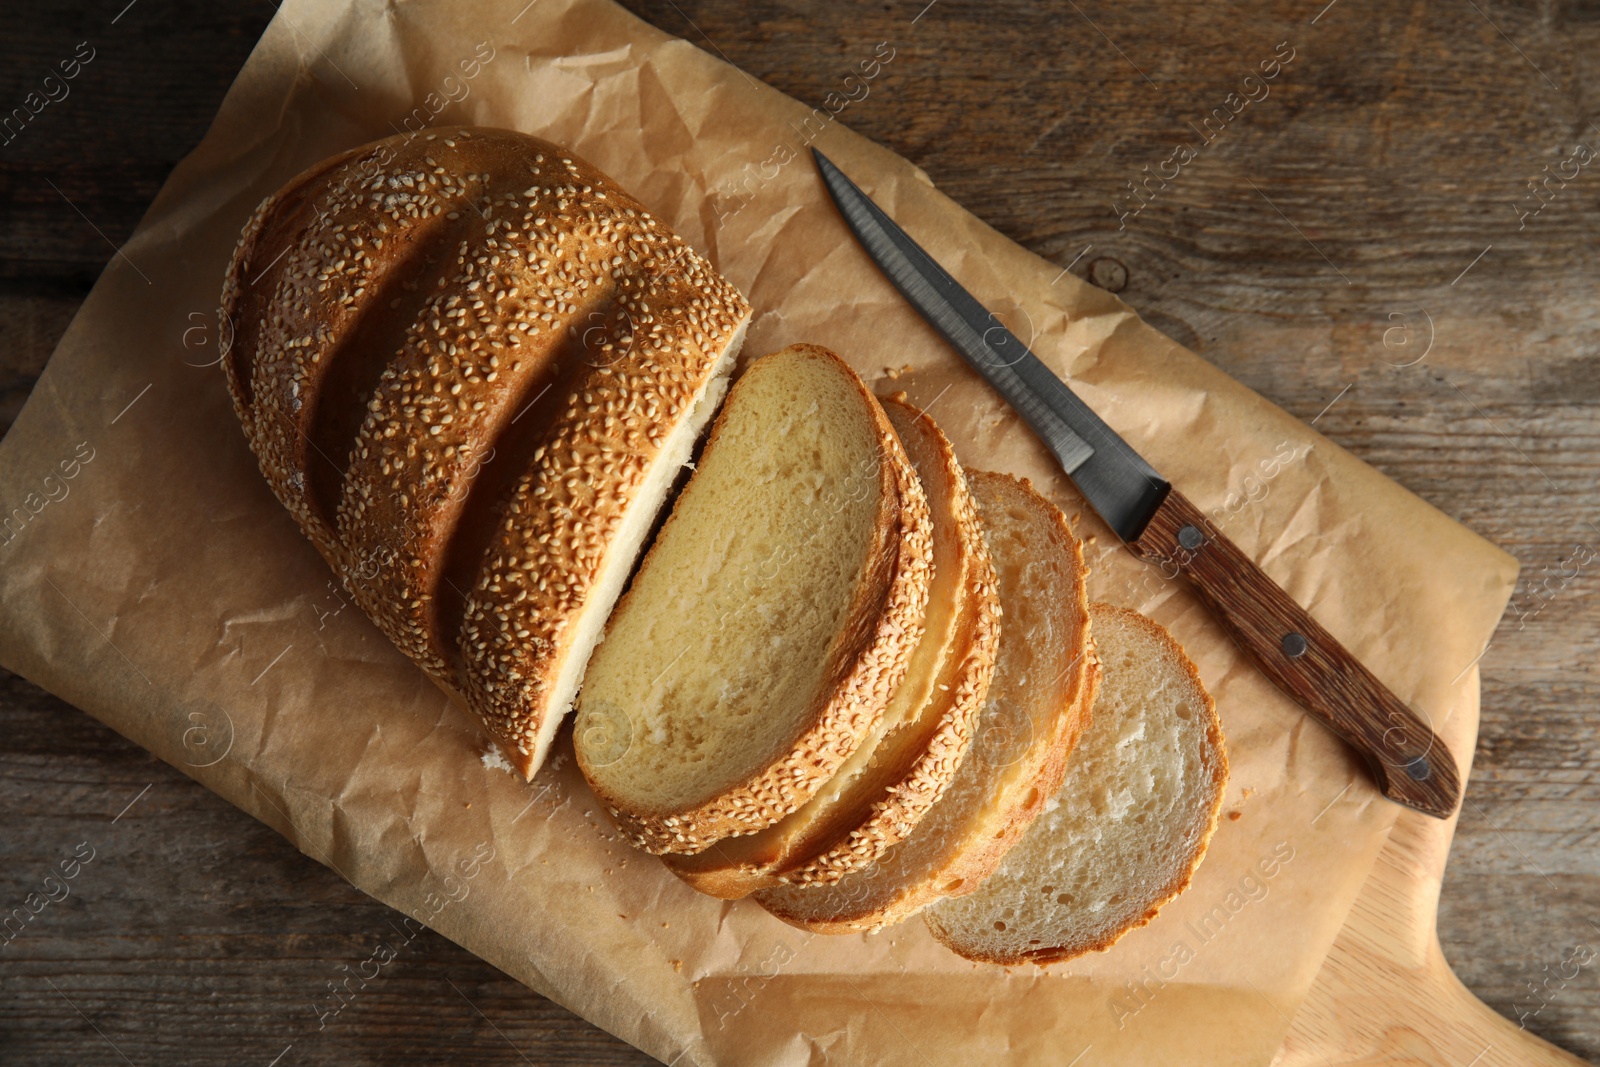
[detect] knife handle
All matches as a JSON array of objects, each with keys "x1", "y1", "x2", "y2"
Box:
[{"x1": 1127, "y1": 488, "x2": 1461, "y2": 819}]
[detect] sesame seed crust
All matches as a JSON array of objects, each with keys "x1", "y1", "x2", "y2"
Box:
[
  {"x1": 220, "y1": 127, "x2": 751, "y2": 775},
  {"x1": 778, "y1": 574, "x2": 999, "y2": 886},
  {"x1": 777, "y1": 404, "x2": 1002, "y2": 887},
  {"x1": 220, "y1": 140, "x2": 425, "y2": 569},
  {"x1": 756, "y1": 472, "x2": 1100, "y2": 935},
  {"x1": 579, "y1": 345, "x2": 935, "y2": 856}
]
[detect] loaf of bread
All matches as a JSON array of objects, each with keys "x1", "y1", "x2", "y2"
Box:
[
  {"x1": 925, "y1": 604, "x2": 1227, "y2": 964},
  {"x1": 220, "y1": 126, "x2": 750, "y2": 779},
  {"x1": 663, "y1": 394, "x2": 999, "y2": 895},
  {"x1": 757, "y1": 471, "x2": 1099, "y2": 933},
  {"x1": 573, "y1": 345, "x2": 932, "y2": 854},
  {"x1": 227, "y1": 128, "x2": 1231, "y2": 967}
]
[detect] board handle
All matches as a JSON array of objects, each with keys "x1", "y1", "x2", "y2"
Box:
[{"x1": 1128, "y1": 487, "x2": 1460, "y2": 819}]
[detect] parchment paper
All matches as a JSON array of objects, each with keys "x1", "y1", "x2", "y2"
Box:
[{"x1": 0, "y1": 0, "x2": 1518, "y2": 1063}]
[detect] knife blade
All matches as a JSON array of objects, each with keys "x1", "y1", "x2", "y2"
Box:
[
  {"x1": 813, "y1": 147, "x2": 1460, "y2": 820},
  {"x1": 812, "y1": 151, "x2": 1169, "y2": 543}
]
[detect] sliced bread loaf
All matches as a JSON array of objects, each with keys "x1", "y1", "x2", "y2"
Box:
[
  {"x1": 221, "y1": 127, "x2": 751, "y2": 781},
  {"x1": 575, "y1": 345, "x2": 932, "y2": 855},
  {"x1": 756, "y1": 471, "x2": 1096, "y2": 933},
  {"x1": 663, "y1": 396, "x2": 999, "y2": 896},
  {"x1": 924, "y1": 603, "x2": 1228, "y2": 965}
]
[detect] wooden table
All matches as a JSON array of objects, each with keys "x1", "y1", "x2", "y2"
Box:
[{"x1": 3, "y1": 1, "x2": 1596, "y2": 1063}]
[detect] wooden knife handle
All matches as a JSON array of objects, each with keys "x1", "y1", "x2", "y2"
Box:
[{"x1": 1128, "y1": 487, "x2": 1461, "y2": 819}]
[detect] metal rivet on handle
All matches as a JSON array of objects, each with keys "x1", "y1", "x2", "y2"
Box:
[
  {"x1": 1281, "y1": 632, "x2": 1308, "y2": 658},
  {"x1": 1403, "y1": 755, "x2": 1432, "y2": 781},
  {"x1": 1177, "y1": 524, "x2": 1204, "y2": 551}
]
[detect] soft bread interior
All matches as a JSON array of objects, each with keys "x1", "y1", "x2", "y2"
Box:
[
  {"x1": 664, "y1": 396, "x2": 984, "y2": 894},
  {"x1": 508, "y1": 317, "x2": 747, "y2": 776},
  {"x1": 925, "y1": 603, "x2": 1227, "y2": 965},
  {"x1": 576, "y1": 347, "x2": 896, "y2": 814}
]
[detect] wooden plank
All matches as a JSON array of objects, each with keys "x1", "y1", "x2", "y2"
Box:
[
  {"x1": 0, "y1": 2, "x2": 275, "y2": 280},
  {"x1": 0, "y1": 292, "x2": 79, "y2": 439}
]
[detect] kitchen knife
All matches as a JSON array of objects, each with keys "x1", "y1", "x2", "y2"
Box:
[{"x1": 812, "y1": 147, "x2": 1460, "y2": 820}]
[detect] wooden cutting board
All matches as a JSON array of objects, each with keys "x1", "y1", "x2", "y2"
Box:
[{"x1": 1278, "y1": 808, "x2": 1590, "y2": 1066}]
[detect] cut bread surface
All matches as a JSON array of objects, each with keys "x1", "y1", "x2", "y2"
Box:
[
  {"x1": 925, "y1": 603, "x2": 1228, "y2": 965},
  {"x1": 664, "y1": 396, "x2": 997, "y2": 896},
  {"x1": 575, "y1": 345, "x2": 931, "y2": 855},
  {"x1": 757, "y1": 471, "x2": 1096, "y2": 933}
]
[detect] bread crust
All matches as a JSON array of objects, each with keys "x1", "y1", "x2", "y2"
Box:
[
  {"x1": 221, "y1": 139, "x2": 420, "y2": 567},
  {"x1": 220, "y1": 127, "x2": 750, "y2": 778},
  {"x1": 756, "y1": 472, "x2": 1098, "y2": 933},
  {"x1": 781, "y1": 570, "x2": 999, "y2": 886},
  {"x1": 924, "y1": 603, "x2": 1229, "y2": 965},
  {"x1": 775, "y1": 401, "x2": 999, "y2": 885},
  {"x1": 662, "y1": 397, "x2": 997, "y2": 894},
  {"x1": 579, "y1": 345, "x2": 933, "y2": 854}
]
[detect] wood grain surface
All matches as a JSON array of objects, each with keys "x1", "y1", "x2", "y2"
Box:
[
  {"x1": 1130, "y1": 486, "x2": 1463, "y2": 818},
  {"x1": 2, "y1": 1, "x2": 1597, "y2": 1064},
  {"x1": 1280, "y1": 810, "x2": 1591, "y2": 1066}
]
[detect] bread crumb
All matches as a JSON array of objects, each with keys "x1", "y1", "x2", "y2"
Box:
[
  {"x1": 661, "y1": 922, "x2": 670, "y2": 928},
  {"x1": 480, "y1": 747, "x2": 515, "y2": 774},
  {"x1": 671, "y1": 959, "x2": 683, "y2": 973},
  {"x1": 1070, "y1": 512, "x2": 1081, "y2": 525},
  {"x1": 1228, "y1": 810, "x2": 1242, "y2": 821},
  {"x1": 1086, "y1": 534, "x2": 1098, "y2": 545}
]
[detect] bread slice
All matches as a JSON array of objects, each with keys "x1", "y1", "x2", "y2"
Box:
[
  {"x1": 756, "y1": 472, "x2": 1097, "y2": 933},
  {"x1": 575, "y1": 345, "x2": 932, "y2": 855},
  {"x1": 221, "y1": 127, "x2": 751, "y2": 779},
  {"x1": 663, "y1": 396, "x2": 999, "y2": 896},
  {"x1": 925, "y1": 604, "x2": 1228, "y2": 965}
]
